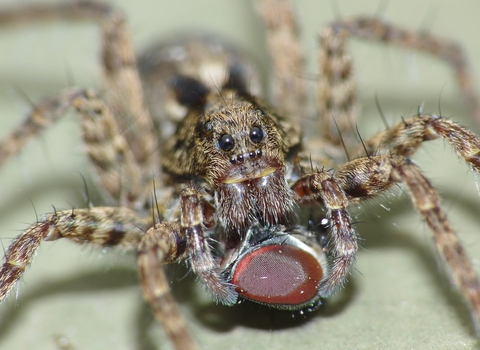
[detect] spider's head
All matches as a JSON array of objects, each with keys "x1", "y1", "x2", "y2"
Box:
[
  {"x1": 194, "y1": 90, "x2": 286, "y2": 187},
  {"x1": 192, "y1": 90, "x2": 296, "y2": 237}
]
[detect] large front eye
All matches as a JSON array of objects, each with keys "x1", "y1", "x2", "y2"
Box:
[
  {"x1": 249, "y1": 126, "x2": 264, "y2": 144},
  {"x1": 219, "y1": 134, "x2": 235, "y2": 151}
]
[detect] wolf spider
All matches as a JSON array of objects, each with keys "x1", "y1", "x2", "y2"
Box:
[{"x1": 1, "y1": 0, "x2": 480, "y2": 349}]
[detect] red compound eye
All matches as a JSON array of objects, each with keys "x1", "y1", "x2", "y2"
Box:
[{"x1": 231, "y1": 244, "x2": 323, "y2": 306}]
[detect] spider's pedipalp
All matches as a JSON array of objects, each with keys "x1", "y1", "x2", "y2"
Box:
[
  {"x1": 180, "y1": 187, "x2": 238, "y2": 305},
  {"x1": 293, "y1": 152, "x2": 480, "y2": 326},
  {"x1": 292, "y1": 171, "x2": 358, "y2": 297}
]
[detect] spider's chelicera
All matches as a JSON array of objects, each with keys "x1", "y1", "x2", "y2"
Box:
[{"x1": 1, "y1": 1, "x2": 480, "y2": 350}]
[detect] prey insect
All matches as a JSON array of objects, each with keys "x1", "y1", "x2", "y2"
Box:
[{"x1": 1, "y1": 0, "x2": 480, "y2": 349}]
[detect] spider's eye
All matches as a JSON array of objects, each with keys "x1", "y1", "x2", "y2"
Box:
[
  {"x1": 249, "y1": 126, "x2": 264, "y2": 144},
  {"x1": 219, "y1": 134, "x2": 235, "y2": 151}
]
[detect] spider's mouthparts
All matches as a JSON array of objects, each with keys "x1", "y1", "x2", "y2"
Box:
[{"x1": 223, "y1": 166, "x2": 278, "y2": 184}]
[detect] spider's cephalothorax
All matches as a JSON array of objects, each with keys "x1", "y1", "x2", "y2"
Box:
[
  {"x1": 1, "y1": 1, "x2": 480, "y2": 350},
  {"x1": 163, "y1": 86, "x2": 298, "y2": 243}
]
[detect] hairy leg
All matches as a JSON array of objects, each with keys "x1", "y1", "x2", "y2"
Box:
[
  {"x1": 294, "y1": 154, "x2": 480, "y2": 333},
  {"x1": 137, "y1": 222, "x2": 197, "y2": 350},
  {"x1": 255, "y1": 0, "x2": 307, "y2": 121},
  {"x1": 0, "y1": 1, "x2": 160, "y2": 209},
  {"x1": 356, "y1": 113, "x2": 480, "y2": 174},
  {"x1": 0, "y1": 206, "x2": 148, "y2": 300},
  {"x1": 316, "y1": 16, "x2": 480, "y2": 154}
]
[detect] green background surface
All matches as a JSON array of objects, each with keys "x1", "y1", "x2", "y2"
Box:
[{"x1": 1, "y1": 0, "x2": 480, "y2": 349}]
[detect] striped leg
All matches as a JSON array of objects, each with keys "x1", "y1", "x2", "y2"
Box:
[{"x1": 0, "y1": 207, "x2": 148, "y2": 301}]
